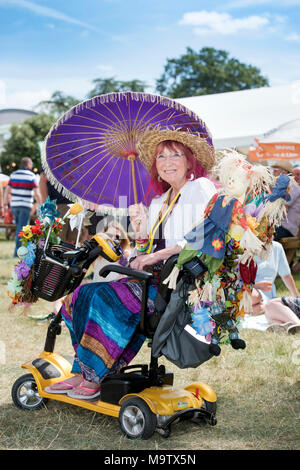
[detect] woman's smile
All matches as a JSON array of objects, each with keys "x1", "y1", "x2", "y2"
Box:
[{"x1": 156, "y1": 146, "x2": 190, "y2": 191}]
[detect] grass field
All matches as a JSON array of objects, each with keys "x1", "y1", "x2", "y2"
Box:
[{"x1": 0, "y1": 233, "x2": 299, "y2": 450}]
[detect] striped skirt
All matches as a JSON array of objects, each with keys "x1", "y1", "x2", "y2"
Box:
[{"x1": 61, "y1": 278, "x2": 158, "y2": 384}]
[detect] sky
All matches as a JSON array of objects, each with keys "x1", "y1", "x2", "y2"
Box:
[{"x1": 1, "y1": 0, "x2": 300, "y2": 110}]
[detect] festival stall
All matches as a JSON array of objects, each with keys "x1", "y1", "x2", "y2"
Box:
[{"x1": 249, "y1": 119, "x2": 300, "y2": 163}]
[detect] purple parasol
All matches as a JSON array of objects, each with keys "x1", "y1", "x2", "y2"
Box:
[{"x1": 42, "y1": 92, "x2": 213, "y2": 210}]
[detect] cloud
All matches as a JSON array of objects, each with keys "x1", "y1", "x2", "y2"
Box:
[
  {"x1": 179, "y1": 10, "x2": 269, "y2": 35},
  {"x1": 286, "y1": 32, "x2": 300, "y2": 41},
  {"x1": 95, "y1": 64, "x2": 114, "y2": 75},
  {"x1": 0, "y1": 83, "x2": 51, "y2": 110},
  {"x1": 0, "y1": 0, "x2": 99, "y2": 31}
]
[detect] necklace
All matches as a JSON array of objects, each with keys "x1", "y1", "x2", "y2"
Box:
[{"x1": 146, "y1": 187, "x2": 182, "y2": 254}]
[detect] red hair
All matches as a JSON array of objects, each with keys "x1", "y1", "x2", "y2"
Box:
[{"x1": 145, "y1": 140, "x2": 207, "y2": 204}]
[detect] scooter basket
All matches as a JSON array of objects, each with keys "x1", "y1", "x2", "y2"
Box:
[{"x1": 32, "y1": 246, "x2": 84, "y2": 301}]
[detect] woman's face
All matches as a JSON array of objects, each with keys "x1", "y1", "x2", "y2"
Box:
[{"x1": 155, "y1": 144, "x2": 190, "y2": 189}]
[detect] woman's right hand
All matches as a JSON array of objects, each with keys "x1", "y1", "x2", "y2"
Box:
[{"x1": 128, "y1": 203, "x2": 148, "y2": 240}]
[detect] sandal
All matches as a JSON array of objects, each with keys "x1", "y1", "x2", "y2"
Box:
[
  {"x1": 67, "y1": 382, "x2": 101, "y2": 400},
  {"x1": 287, "y1": 324, "x2": 300, "y2": 335},
  {"x1": 45, "y1": 376, "x2": 83, "y2": 394},
  {"x1": 266, "y1": 322, "x2": 293, "y2": 333}
]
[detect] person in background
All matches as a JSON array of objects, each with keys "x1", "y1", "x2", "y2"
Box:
[
  {"x1": 243, "y1": 240, "x2": 299, "y2": 333},
  {"x1": 272, "y1": 160, "x2": 300, "y2": 241},
  {"x1": 290, "y1": 164, "x2": 300, "y2": 272},
  {"x1": 263, "y1": 296, "x2": 300, "y2": 334},
  {"x1": 0, "y1": 178, "x2": 4, "y2": 218},
  {"x1": 255, "y1": 240, "x2": 299, "y2": 303},
  {"x1": 292, "y1": 164, "x2": 300, "y2": 185},
  {"x1": 4, "y1": 158, "x2": 42, "y2": 257}
]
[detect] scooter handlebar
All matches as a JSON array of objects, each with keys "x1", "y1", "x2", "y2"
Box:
[{"x1": 99, "y1": 264, "x2": 153, "y2": 281}]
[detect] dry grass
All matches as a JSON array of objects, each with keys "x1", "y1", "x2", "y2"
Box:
[{"x1": 0, "y1": 233, "x2": 299, "y2": 450}]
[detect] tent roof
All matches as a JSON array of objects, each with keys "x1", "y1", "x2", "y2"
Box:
[
  {"x1": 176, "y1": 82, "x2": 300, "y2": 150},
  {"x1": 258, "y1": 118, "x2": 300, "y2": 144}
]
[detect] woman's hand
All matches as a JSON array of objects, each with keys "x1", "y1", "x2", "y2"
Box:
[
  {"x1": 130, "y1": 253, "x2": 159, "y2": 271},
  {"x1": 254, "y1": 281, "x2": 272, "y2": 291},
  {"x1": 128, "y1": 203, "x2": 148, "y2": 240}
]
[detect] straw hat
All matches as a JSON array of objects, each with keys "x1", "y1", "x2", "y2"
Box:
[
  {"x1": 137, "y1": 127, "x2": 215, "y2": 172},
  {"x1": 271, "y1": 160, "x2": 293, "y2": 173}
]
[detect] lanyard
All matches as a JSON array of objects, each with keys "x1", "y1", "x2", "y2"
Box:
[{"x1": 146, "y1": 188, "x2": 181, "y2": 254}]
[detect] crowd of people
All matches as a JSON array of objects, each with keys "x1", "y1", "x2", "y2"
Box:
[{"x1": 2, "y1": 145, "x2": 300, "y2": 398}]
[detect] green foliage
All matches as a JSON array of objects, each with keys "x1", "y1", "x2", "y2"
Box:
[
  {"x1": 0, "y1": 113, "x2": 56, "y2": 174},
  {"x1": 87, "y1": 77, "x2": 148, "y2": 98},
  {"x1": 156, "y1": 47, "x2": 269, "y2": 98},
  {"x1": 0, "y1": 46, "x2": 270, "y2": 174},
  {"x1": 36, "y1": 90, "x2": 80, "y2": 117}
]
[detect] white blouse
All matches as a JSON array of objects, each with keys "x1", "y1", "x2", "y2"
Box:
[{"x1": 147, "y1": 177, "x2": 217, "y2": 251}]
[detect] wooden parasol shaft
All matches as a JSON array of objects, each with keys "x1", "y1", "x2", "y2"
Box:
[{"x1": 128, "y1": 155, "x2": 138, "y2": 205}]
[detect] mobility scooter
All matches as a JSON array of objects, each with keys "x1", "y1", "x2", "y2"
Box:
[{"x1": 11, "y1": 234, "x2": 217, "y2": 439}]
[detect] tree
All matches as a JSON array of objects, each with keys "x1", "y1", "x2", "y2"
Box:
[
  {"x1": 36, "y1": 90, "x2": 80, "y2": 117},
  {"x1": 155, "y1": 47, "x2": 269, "y2": 98},
  {"x1": 87, "y1": 77, "x2": 148, "y2": 98},
  {"x1": 1, "y1": 113, "x2": 56, "y2": 174}
]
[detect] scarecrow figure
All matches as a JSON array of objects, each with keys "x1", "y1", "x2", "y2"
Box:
[{"x1": 164, "y1": 150, "x2": 292, "y2": 356}]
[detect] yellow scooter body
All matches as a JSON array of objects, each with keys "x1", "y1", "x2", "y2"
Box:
[{"x1": 22, "y1": 351, "x2": 216, "y2": 418}]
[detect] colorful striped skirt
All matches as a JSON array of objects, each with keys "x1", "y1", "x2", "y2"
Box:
[{"x1": 61, "y1": 278, "x2": 158, "y2": 384}]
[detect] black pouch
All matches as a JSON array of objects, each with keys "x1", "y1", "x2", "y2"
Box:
[
  {"x1": 151, "y1": 278, "x2": 213, "y2": 369},
  {"x1": 183, "y1": 256, "x2": 208, "y2": 279}
]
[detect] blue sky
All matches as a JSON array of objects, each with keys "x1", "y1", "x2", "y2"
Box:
[{"x1": 1, "y1": 0, "x2": 300, "y2": 110}]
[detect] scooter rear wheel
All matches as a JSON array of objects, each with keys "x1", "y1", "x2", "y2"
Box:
[{"x1": 12, "y1": 373, "x2": 48, "y2": 410}]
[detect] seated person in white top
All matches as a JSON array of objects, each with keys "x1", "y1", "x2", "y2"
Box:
[{"x1": 244, "y1": 240, "x2": 299, "y2": 332}]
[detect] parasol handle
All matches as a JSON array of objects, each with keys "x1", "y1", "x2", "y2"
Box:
[{"x1": 128, "y1": 154, "x2": 138, "y2": 205}]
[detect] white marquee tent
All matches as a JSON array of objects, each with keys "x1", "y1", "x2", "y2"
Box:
[
  {"x1": 176, "y1": 82, "x2": 300, "y2": 155},
  {"x1": 248, "y1": 118, "x2": 300, "y2": 162}
]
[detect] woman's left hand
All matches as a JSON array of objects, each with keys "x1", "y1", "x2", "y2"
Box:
[
  {"x1": 130, "y1": 253, "x2": 159, "y2": 271},
  {"x1": 254, "y1": 281, "x2": 272, "y2": 291}
]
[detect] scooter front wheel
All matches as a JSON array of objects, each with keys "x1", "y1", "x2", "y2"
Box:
[
  {"x1": 119, "y1": 397, "x2": 156, "y2": 440},
  {"x1": 12, "y1": 373, "x2": 48, "y2": 410}
]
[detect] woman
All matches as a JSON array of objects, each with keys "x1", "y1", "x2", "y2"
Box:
[
  {"x1": 244, "y1": 240, "x2": 299, "y2": 333},
  {"x1": 264, "y1": 297, "x2": 300, "y2": 334},
  {"x1": 46, "y1": 129, "x2": 216, "y2": 399}
]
